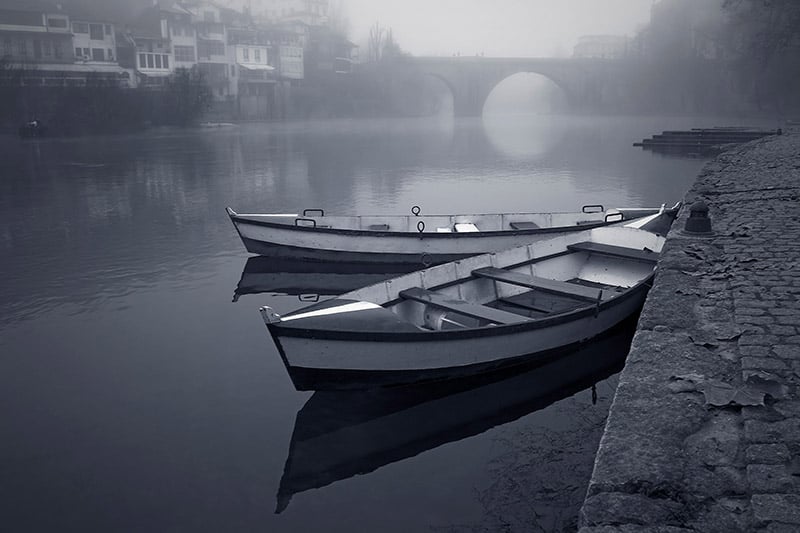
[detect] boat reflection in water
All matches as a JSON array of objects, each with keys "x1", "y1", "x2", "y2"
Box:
[
  {"x1": 233, "y1": 256, "x2": 421, "y2": 301},
  {"x1": 275, "y1": 318, "x2": 637, "y2": 513}
]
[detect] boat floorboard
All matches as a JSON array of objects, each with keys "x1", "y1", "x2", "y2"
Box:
[{"x1": 492, "y1": 290, "x2": 589, "y2": 316}]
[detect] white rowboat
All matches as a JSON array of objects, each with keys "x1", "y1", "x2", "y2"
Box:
[
  {"x1": 259, "y1": 223, "x2": 667, "y2": 390},
  {"x1": 228, "y1": 203, "x2": 678, "y2": 264}
]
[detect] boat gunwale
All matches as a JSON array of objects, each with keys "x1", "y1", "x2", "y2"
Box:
[{"x1": 229, "y1": 212, "x2": 616, "y2": 238}]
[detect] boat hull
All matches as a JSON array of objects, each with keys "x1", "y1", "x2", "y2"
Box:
[
  {"x1": 229, "y1": 212, "x2": 632, "y2": 264},
  {"x1": 269, "y1": 281, "x2": 649, "y2": 390}
]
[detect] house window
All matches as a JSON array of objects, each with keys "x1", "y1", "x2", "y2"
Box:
[
  {"x1": 75, "y1": 47, "x2": 82, "y2": 57},
  {"x1": 243, "y1": 48, "x2": 249, "y2": 61},
  {"x1": 54, "y1": 43, "x2": 62, "y2": 58},
  {"x1": 174, "y1": 45, "x2": 195, "y2": 62},
  {"x1": 47, "y1": 18, "x2": 67, "y2": 28},
  {"x1": 92, "y1": 48, "x2": 104, "y2": 61},
  {"x1": 43, "y1": 40, "x2": 52, "y2": 56},
  {"x1": 83, "y1": 47, "x2": 90, "y2": 57},
  {"x1": 90, "y1": 24, "x2": 104, "y2": 40},
  {"x1": 198, "y1": 41, "x2": 224, "y2": 58},
  {"x1": 6, "y1": 39, "x2": 14, "y2": 56},
  {"x1": 254, "y1": 49, "x2": 261, "y2": 62},
  {"x1": 139, "y1": 53, "x2": 169, "y2": 70},
  {"x1": 72, "y1": 22, "x2": 89, "y2": 34},
  {"x1": 17, "y1": 39, "x2": 26, "y2": 56}
]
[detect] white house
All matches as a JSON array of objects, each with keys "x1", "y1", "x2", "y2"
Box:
[{"x1": 71, "y1": 19, "x2": 117, "y2": 63}]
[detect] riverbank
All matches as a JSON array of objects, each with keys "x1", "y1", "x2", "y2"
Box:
[{"x1": 579, "y1": 130, "x2": 800, "y2": 531}]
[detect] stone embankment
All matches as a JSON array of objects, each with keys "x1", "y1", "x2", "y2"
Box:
[{"x1": 579, "y1": 130, "x2": 800, "y2": 532}]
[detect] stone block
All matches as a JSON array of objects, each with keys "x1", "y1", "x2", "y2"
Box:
[
  {"x1": 683, "y1": 412, "x2": 742, "y2": 467},
  {"x1": 740, "y1": 345, "x2": 772, "y2": 357},
  {"x1": 770, "y1": 325, "x2": 798, "y2": 336},
  {"x1": 741, "y1": 357, "x2": 787, "y2": 371},
  {"x1": 773, "y1": 401, "x2": 800, "y2": 419},
  {"x1": 774, "y1": 345, "x2": 799, "y2": 359},
  {"x1": 746, "y1": 444, "x2": 791, "y2": 465},
  {"x1": 688, "y1": 497, "x2": 752, "y2": 533},
  {"x1": 579, "y1": 526, "x2": 693, "y2": 533},
  {"x1": 747, "y1": 464, "x2": 800, "y2": 492},
  {"x1": 764, "y1": 523, "x2": 800, "y2": 533},
  {"x1": 751, "y1": 494, "x2": 800, "y2": 524},
  {"x1": 580, "y1": 493, "x2": 686, "y2": 528},
  {"x1": 745, "y1": 419, "x2": 800, "y2": 443},
  {"x1": 740, "y1": 335, "x2": 780, "y2": 346},
  {"x1": 685, "y1": 465, "x2": 747, "y2": 497}
]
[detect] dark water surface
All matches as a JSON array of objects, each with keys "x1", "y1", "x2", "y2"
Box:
[{"x1": 1, "y1": 115, "x2": 715, "y2": 532}]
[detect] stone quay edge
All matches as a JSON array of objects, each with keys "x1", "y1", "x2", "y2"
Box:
[{"x1": 579, "y1": 130, "x2": 800, "y2": 533}]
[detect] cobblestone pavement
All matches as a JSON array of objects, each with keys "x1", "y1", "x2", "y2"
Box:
[{"x1": 579, "y1": 131, "x2": 800, "y2": 532}]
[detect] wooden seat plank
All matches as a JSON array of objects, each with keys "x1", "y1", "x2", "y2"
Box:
[
  {"x1": 399, "y1": 287, "x2": 531, "y2": 325},
  {"x1": 509, "y1": 221, "x2": 539, "y2": 230},
  {"x1": 473, "y1": 267, "x2": 612, "y2": 302},
  {"x1": 567, "y1": 241, "x2": 659, "y2": 263}
]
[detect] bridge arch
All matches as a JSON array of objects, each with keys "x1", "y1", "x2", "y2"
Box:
[{"x1": 392, "y1": 57, "x2": 611, "y2": 116}]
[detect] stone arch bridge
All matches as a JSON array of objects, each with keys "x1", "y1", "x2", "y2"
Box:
[{"x1": 390, "y1": 56, "x2": 631, "y2": 116}]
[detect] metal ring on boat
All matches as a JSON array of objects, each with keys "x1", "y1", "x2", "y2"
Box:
[
  {"x1": 582, "y1": 204, "x2": 604, "y2": 213},
  {"x1": 417, "y1": 220, "x2": 425, "y2": 233},
  {"x1": 411, "y1": 205, "x2": 421, "y2": 216},
  {"x1": 421, "y1": 253, "x2": 432, "y2": 267}
]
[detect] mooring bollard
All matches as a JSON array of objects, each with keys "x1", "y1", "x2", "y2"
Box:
[{"x1": 684, "y1": 200, "x2": 713, "y2": 234}]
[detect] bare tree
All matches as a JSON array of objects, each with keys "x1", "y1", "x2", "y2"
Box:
[
  {"x1": 367, "y1": 21, "x2": 385, "y2": 63},
  {"x1": 382, "y1": 28, "x2": 404, "y2": 59}
]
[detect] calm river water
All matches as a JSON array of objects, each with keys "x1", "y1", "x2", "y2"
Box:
[{"x1": 0, "y1": 114, "x2": 719, "y2": 532}]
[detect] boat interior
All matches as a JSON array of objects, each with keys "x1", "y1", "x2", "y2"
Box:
[{"x1": 331, "y1": 228, "x2": 664, "y2": 332}]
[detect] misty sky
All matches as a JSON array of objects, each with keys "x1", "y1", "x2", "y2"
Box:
[{"x1": 343, "y1": 0, "x2": 654, "y2": 57}]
